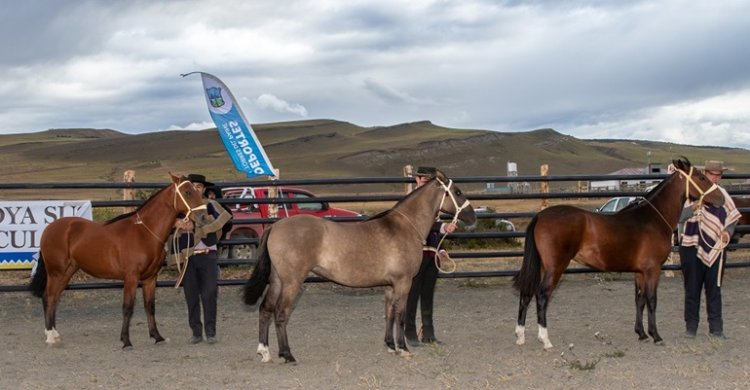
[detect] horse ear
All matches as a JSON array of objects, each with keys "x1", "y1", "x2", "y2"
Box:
[
  {"x1": 672, "y1": 157, "x2": 687, "y2": 172},
  {"x1": 169, "y1": 172, "x2": 181, "y2": 184},
  {"x1": 675, "y1": 156, "x2": 691, "y2": 171},
  {"x1": 435, "y1": 169, "x2": 447, "y2": 182}
]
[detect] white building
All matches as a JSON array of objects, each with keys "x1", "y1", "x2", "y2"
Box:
[{"x1": 590, "y1": 164, "x2": 663, "y2": 191}]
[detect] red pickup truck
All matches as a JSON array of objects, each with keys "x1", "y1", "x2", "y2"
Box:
[{"x1": 219, "y1": 187, "x2": 362, "y2": 258}]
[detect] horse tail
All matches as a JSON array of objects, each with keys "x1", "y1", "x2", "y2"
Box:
[
  {"x1": 513, "y1": 215, "x2": 542, "y2": 297},
  {"x1": 29, "y1": 252, "x2": 47, "y2": 298},
  {"x1": 243, "y1": 227, "x2": 273, "y2": 306}
]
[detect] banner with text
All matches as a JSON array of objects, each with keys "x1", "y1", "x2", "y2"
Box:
[
  {"x1": 197, "y1": 72, "x2": 276, "y2": 178},
  {"x1": 0, "y1": 201, "x2": 92, "y2": 270}
]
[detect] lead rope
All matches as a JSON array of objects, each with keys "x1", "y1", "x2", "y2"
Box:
[
  {"x1": 171, "y1": 180, "x2": 206, "y2": 288},
  {"x1": 426, "y1": 178, "x2": 471, "y2": 274},
  {"x1": 642, "y1": 199, "x2": 674, "y2": 234},
  {"x1": 135, "y1": 212, "x2": 165, "y2": 243},
  {"x1": 170, "y1": 227, "x2": 193, "y2": 288}
]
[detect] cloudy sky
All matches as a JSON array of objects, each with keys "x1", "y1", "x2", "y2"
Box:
[{"x1": 2, "y1": 0, "x2": 749, "y2": 149}]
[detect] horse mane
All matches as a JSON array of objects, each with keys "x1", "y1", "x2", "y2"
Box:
[
  {"x1": 104, "y1": 184, "x2": 171, "y2": 225},
  {"x1": 620, "y1": 156, "x2": 692, "y2": 212},
  {"x1": 365, "y1": 178, "x2": 436, "y2": 221}
]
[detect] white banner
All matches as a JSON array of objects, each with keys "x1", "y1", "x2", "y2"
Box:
[{"x1": 0, "y1": 200, "x2": 92, "y2": 270}]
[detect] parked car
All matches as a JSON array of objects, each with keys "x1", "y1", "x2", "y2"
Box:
[
  {"x1": 596, "y1": 196, "x2": 640, "y2": 213},
  {"x1": 219, "y1": 187, "x2": 362, "y2": 259},
  {"x1": 474, "y1": 205, "x2": 516, "y2": 232}
]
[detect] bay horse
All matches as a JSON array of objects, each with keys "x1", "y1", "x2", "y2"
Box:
[
  {"x1": 243, "y1": 170, "x2": 476, "y2": 363},
  {"x1": 29, "y1": 174, "x2": 209, "y2": 349},
  {"x1": 513, "y1": 157, "x2": 725, "y2": 349},
  {"x1": 731, "y1": 196, "x2": 750, "y2": 242}
]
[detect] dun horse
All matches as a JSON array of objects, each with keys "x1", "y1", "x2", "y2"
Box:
[
  {"x1": 514, "y1": 157, "x2": 725, "y2": 349},
  {"x1": 29, "y1": 174, "x2": 209, "y2": 349},
  {"x1": 243, "y1": 170, "x2": 476, "y2": 363}
]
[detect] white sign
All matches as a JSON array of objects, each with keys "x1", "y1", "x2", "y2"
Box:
[{"x1": 0, "y1": 200, "x2": 92, "y2": 270}]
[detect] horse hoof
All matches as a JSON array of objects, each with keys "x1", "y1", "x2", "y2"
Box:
[
  {"x1": 386, "y1": 347, "x2": 397, "y2": 354},
  {"x1": 45, "y1": 329, "x2": 61, "y2": 345},
  {"x1": 399, "y1": 350, "x2": 413, "y2": 358},
  {"x1": 122, "y1": 345, "x2": 134, "y2": 351},
  {"x1": 257, "y1": 344, "x2": 272, "y2": 362},
  {"x1": 154, "y1": 337, "x2": 167, "y2": 344},
  {"x1": 638, "y1": 335, "x2": 649, "y2": 342},
  {"x1": 654, "y1": 339, "x2": 665, "y2": 346}
]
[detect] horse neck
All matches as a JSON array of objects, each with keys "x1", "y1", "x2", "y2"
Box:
[
  {"x1": 645, "y1": 173, "x2": 685, "y2": 230},
  {"x1": 393, "y1": 184, "x2": 443, "y2": 236},
  {"x1": 131, "y1": 186, "x2": 180, "y2": 241}
]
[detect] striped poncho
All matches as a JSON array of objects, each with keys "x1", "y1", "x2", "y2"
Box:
[{"x1": 681, "y1": 186, "x2": 741, "y2": 267}]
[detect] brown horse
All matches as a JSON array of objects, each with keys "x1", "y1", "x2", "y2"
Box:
[
  {"x1": 29, "y1": 174, "x2": 209, "y2": 349},
  {"x1": 731, "y1": 196, "x2": 750, "y2": 241},
  {"x1": 243, "y1": 170, "x2": 476, "y2": 363},
  {"x1": 513, "y1": 157, "x2": 725, "y2": 349}
]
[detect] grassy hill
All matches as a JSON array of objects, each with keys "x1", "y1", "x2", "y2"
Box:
[{"x1": 1, "y1": 119, "x2": 748, "y2": 185}]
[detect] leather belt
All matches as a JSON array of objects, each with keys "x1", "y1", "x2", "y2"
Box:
[{"x1": 193, "y1": 249, "x2": 215, "y2": 255}]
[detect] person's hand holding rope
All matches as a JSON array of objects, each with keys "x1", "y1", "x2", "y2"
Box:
[{"x1": 174, "y1": 219, "x2": 194, "y2": 232}]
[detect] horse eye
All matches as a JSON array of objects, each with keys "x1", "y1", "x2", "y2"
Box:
[{"x1": 455, "y1": 189, "x2": 462, "y2": 196}]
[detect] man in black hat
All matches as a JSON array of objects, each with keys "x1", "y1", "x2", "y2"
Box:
[
  {"x1": 173, "y1": 173, "x2": 231, "y2": 344},
  {"x1": 405, "y1": 166, "x2": 457, "y2": 346}
]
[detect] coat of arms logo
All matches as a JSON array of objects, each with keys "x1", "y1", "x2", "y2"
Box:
[{"x1": 206, "y1": 87, "x2": 225, "y2": 108}]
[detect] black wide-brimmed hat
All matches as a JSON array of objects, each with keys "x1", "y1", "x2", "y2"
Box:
[
  {"x1": 186, "y1": 173, "x2": 214, "y2": 187},
  {"x1": 204, "y1": 185, "x2": 223, "y2": 198},
  {"x1": 414, "y1": 166, "x2": 437, "y2": 177}
]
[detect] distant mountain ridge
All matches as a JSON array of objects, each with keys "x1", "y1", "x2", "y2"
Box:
[{"x1": 1, "y1": 119, "x2": 747, "y2": 184}]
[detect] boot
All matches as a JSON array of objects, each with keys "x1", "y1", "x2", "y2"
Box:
[
  {"x1": 420, "y1": 260, "x2": 440, "y2": 344},
  {"x1": 405, "y1": 281, "x2": 422, "y2": 347},
  {"x1": 405, "y1": 322, "x2": 421, "y2": 346},
  {"x1": 420, "y1": 311, "x2": 440, "y2": 343},
  {"x1": 419, "y1": 295, "x2": 440, "y2": 344}
]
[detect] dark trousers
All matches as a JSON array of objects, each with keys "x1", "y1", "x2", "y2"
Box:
[
  {"x1": 406, "y1": 254, "x2": 439, "y2": 339},
  {"x1": 182, "y1": 252, "x2": 219, "y2": 338},
  {"x1": 679, "y1": 246, "x2": 724, "y2": 334}
]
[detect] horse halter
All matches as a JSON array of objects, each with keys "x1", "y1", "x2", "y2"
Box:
[
  {"x1": 425, "y1": 178, "x2": 472, "y2": 273},
  {"x1": 678, "y1": 166, "x2": 719, "y2": 207},
  {"x1": 435, "y1": 178, "x2": 471, "y2": 225},
  {"x1": 646, "y1": 166, "x2": 720, "y2": 234},
  {"x1": 174, "y1": 180, "x2": 208, "y2": 221}
]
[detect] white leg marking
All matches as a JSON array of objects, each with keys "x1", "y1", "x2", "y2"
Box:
[
  {"x1": 515, "y1": 324, "x2": 526, "y2": 345},
  {"x1": 537, "y1": 326, "x2": 553, "y2": 350},
  {"x1": 45, "y1": 328, "x2": 61, "y2": 345},
  {"x1": 257, "y1": 343, "x2": 271, "y2": 363}
]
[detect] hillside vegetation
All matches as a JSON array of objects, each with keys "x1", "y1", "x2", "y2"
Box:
[{"x1": 1, "y1": 119, "x2": 748, "y2": 185}]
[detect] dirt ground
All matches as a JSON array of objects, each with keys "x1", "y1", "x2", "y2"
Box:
[{"x1": 2, "y1": 270, "x2": 750, "y2": 390}]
